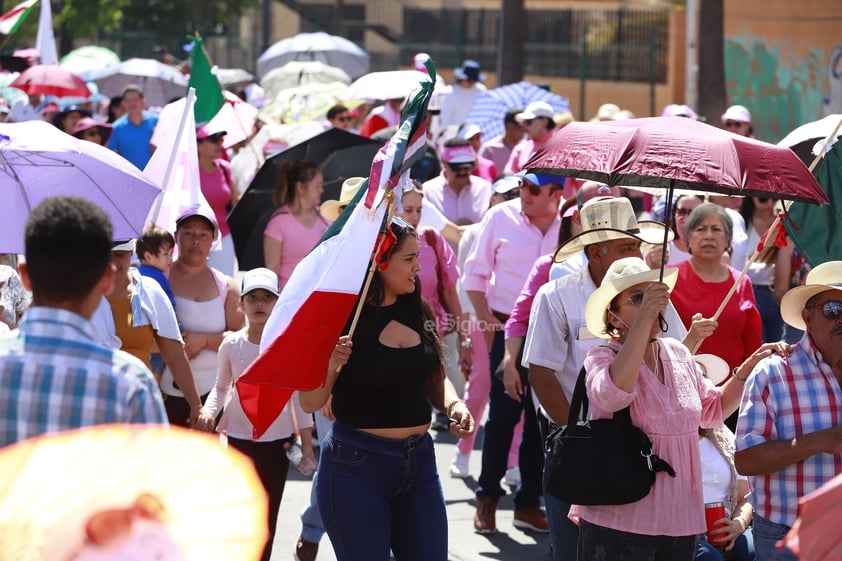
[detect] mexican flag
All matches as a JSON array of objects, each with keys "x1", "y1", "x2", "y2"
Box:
[
  {"x1": 0, "y1": 0, "x2": 38, "y2": 35},
  {"x1": 236, "y1": 62, "x2": 437, "y2": 439}
]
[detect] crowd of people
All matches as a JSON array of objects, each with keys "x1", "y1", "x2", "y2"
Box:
[{"x1": 0, "y1": 54, "x2": 840, "y2": 561}]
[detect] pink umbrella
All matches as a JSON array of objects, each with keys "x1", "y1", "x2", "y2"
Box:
[
  {"x1": 0, "y1": 121, "x2": 161, "y2": 253},
  {"x1": 782, "y1": 473, "x2": 842, "y2": 561},
  {"x1": 151, "y1": 90, "x2": 257, "y2": 150},
  {"x1": 10, "y1": 64, "x2": 90, "y2": 98}
]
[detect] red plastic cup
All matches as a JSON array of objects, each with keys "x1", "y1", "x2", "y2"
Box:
[{"x1": 704, "y1": 502, "x2": 727, "y2": 545}]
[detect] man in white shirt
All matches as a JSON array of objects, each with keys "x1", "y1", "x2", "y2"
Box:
[
  {"x1": 439, "y1": 60, "x2": 487, "y2": 127},
  {"x1": 9, "y1": 93, "x2": 43, "y2": 123}
]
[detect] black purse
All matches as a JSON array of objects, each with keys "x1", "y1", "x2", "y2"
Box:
[{"x1": 543, "y1": 364, "x2": 676, "y2": 506}]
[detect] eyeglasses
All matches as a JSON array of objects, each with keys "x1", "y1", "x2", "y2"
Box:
[
  {"x1": 623, "y1": 292, "x2": 645, "y2": 307},
  {"x1": 724, "y1": 120, "x2": 745, "y2": 128},
  {"x1": 806, "y1": 300, "x2": 842, "y2": 320},
  {"x1": 674, "y1": 208, "x2": 693, "y2": 217}
]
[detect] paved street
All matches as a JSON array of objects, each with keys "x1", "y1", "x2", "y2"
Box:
[{"x1": 271, "y1": 424, "x2": 551, "y2": 561}]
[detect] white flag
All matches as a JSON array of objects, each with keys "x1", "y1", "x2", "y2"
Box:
[{"x1": 34, "y1": 0, "x2": 56, "y2": 65}]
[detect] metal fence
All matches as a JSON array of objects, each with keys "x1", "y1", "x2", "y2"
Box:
[{"x1": 400, "y1": 7, "x2": 669, "y2": 83}]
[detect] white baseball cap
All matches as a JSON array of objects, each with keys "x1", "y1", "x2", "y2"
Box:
[{"x1": 241, "y1": 267, "x2": 280, "y2": 297}]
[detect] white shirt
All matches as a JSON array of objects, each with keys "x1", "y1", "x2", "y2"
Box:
[
  {"x1": 9, "y1": 99, "x2": 42, "y2": 123},
  {"x1": 726, "y1": 208, "x2": 748, "y2": 271},
  {"x1": 523, "y1": 265, "x2": 688, "y2": 416},
  {"x1": 204, "y1": 329, "x2": 313, "y2": 442},
  {"x1": 439, "y1": 82, "x2": 487, "y2": 126}
]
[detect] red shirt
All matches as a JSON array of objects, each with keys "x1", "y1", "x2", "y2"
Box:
[{"x1": 669, "y1": 261, "x2": 762, "y2": 371}]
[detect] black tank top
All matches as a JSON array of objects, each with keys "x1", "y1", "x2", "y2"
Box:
[{"x1": 331, "y1": 300, "x2": 441, "y2": 428}]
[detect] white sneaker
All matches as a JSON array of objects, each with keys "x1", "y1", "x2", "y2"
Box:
[
  {"x1": 450, "y1": 452, "x2": 470, "y2": 478},
  {"x1": 504, "y1": 466, "x2": 521, "y2": 487}
]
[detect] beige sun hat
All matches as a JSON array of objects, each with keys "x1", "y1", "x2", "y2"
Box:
[
  {"x1": 780, "y1": 261, "x2": 842, "y2": 330},
  {"x1": 320, "y1": 177, "x2": 365, "y2": 221},
  {"x1": 693, "y1": 353, "x2": 730, "y2": 385},
  {"x1": 584, "y1": 257, "x2": 678, "y2": 339},
  {"x1": 553, "y1": 196, "x2": 673, "y2": 263}
]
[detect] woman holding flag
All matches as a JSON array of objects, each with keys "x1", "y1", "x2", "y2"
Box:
[{"x1": 300, "y1": 217, "x2": 475, "y2": 561}]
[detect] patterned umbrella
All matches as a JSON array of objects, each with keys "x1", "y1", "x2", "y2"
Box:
[
  {"x1": 465, "y1": 81, "x2": 571, "y2": 140},
  {"x1": 259, "y1": 81, "x2": 350, "y2": 124}
]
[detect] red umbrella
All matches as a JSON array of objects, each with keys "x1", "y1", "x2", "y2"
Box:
[
  {"x1": 10, "y1": 64, "x2": 90, "y2": 98},
  {"x1": 783, "y1": 473, "x2": 842, "y2": 561},
  {"x1": 526, "y1": 116, "x2": 828, "y2": 204}
]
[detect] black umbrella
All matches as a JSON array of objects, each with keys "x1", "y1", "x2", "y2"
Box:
[{"x1": 228, "y1": 128, "x2": 382, "y2": 270}]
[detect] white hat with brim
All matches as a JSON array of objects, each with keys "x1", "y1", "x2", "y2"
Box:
[
  {"x1": 780, "y1": 261, "x2": 842, "y2": 330},
  {"x1": 693, "y1": 353, "x2": 730, "y2": 385},
  {"x1": 321, "y1": 177, "x2": 365, "y2": 221},
  {"x1": 585, "y1": 257, "x2": 678, "y2": 339},
  {"x1": 552, "y1": 196, "x2": 672, "y2": 263},
  {"x1": 241, "y1": 267, "x2": 280, "y2": 297}
]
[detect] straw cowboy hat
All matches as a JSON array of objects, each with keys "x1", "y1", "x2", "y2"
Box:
[
  {"x1": 553, "y1": 196, "x2": 673, "y2": 263},
  {"x1": 780, "y1": 261, "x2": 842, "y2": 330},
  {"x1": 320, "y1": 177, "x2": 365, "y2": 221},
  {"x1": 693, "y1": 353, "x2": 730, "y2": 385},
  {"x1": 585, "y1": 257, "x2": 678, "y2": 339}
]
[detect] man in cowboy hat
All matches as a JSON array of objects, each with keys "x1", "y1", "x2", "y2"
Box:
[
  {"x1": 735, "y1": 261, "x2": 842, "y2": 561},
  {"x1": 523, "y1": 196, "x2": 687, "y2": 560}
]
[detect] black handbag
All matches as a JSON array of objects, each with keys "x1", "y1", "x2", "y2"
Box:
[{"x1": 543, "y1": 364, "x2": 676, "y2": 506}]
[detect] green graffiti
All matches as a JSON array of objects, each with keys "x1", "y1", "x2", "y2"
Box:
[{"x1": 724, "y1": 34, "x2": 824, "y2": 142}]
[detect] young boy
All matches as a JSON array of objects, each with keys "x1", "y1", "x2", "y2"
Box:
[
  {"x1": 203, "y1": 267, "x2": 314, "y2": 561},
  {"x1": 135, "y1": 225, "x2": 176, "y2": 376}
]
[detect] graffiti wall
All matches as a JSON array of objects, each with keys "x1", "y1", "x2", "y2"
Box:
[{"x1": 724, "y1": 35, "x2": 825, "y2": 142}]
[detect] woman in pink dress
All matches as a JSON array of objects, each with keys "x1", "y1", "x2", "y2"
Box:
[
  {"x1": 263, "y1": 160, "x2": 330, "y2": 291},
  {"x1": 571, "y1": 257, "x2": 780, "y2": 561}
]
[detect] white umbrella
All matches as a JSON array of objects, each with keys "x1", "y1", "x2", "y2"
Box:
[
  {"x1": 260, "y1": 60, "x2": 350, "y2": 100},
  {"x1": 256, "y1": 32, "x2": 369, "y2": 80},
  {"x1": 86, "y1": 58, "x2": 188, "y2": 108},
  {"x1": 343, "y1": 70, "x2": 446, "y2": 102},
  {"x1": 215, "y1": 67, "x2": 254, "y2": 87}
]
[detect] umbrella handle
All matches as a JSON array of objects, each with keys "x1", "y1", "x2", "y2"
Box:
[{"x1": 658, "y1": 183, "x2": 675, "y2": 333}]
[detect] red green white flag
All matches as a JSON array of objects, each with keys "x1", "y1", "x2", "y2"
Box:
[
  {"x1": 236, "y1": 62, "x2": 437, "y2": 439},
  {"x1": 0, "y1": 0, "x2": 38, "y2": 36}
]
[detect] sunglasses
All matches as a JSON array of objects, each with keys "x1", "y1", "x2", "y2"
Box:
[
  {"x1": 724, "y1": 120, "x2": 745, "y2": 128},
  {"x1": 337, "y1": 115, "x2": 353, "y2": 122},
  {"x1": 756, "y1": 197, "x2": 771, "y2": 203},
  {"x1": 623, "y1": 292, "x2": 646, "y2": 307},
  {"x1": 674, "y1": 208, "x2": 693, "y2": 217},
  {"x1": 806, "y1": 300, "x2": 842, "y2": 320}
]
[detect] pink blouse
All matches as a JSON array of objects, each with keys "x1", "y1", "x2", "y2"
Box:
[
  {"x1": 569, "y1": 338, "x2": 724, "y2": 536},
  {"x1": 199, "y1": 160, "x2": 234, "y2": 237},
  {"x1": 263, "y1": 207, "x2": 330, "y2": 290},
  {"x1": 417, "y1": 227, "x2": 459, "y2": 333}
]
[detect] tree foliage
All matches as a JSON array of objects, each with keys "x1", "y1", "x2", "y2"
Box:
[{"x1": 57, "y1": 0, "x2": 259, "y2": 37}]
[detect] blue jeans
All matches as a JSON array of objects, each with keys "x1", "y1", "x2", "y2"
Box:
[
  {"x1": 300, "y1": 412, "x2": 333, "y2": 543},
  {"x1": 753, "y1": 285, "x2": 784, "y2": 343},
  {"x1": 695, "y1": 529, "x2": 755, "y2": 561},
  {"x1": 316, "y1": 422, "x2": 447, "y2": 561},
  {"x1": 753, "y1": 515, "x2": 796, "y2": 561},
  {"x1": 545, "y1": 491, "x2": 578, "y2": 561},
  {"x1": 476, "y1": 331, "x2": 544, "y2": 509}
]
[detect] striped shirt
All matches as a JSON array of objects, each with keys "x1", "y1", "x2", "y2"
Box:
[
  {"x1": 0, "y1": 307, "x2": 168, "y2": 447},
  {"x1": 735, "y1": 333, "x2": 842, "y2": 527}
]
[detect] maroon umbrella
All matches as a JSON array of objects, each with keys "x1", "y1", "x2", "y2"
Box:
[
  {"x1": 10, "y1": 65, "x2": 90, "y2": 98},
  {"x1": 525, "y1": 116, "x2": 829, "y2": 329},
  {"x1": 526, "y1": 116, "x2": 828, "y2": 204}
]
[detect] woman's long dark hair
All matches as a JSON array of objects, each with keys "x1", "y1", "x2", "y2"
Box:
[
  {"x1": 273, "y1": 160, "x2": 321, "y2": 206},
  {"x1": 366, "y1": 218, "x2": 445, "y2": 382}
]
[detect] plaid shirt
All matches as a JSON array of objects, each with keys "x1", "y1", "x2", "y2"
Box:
[
  {"x1": 736, "y1": 333, "x2": 842, "y2": 527},
  {"x1": 0, "y1": 307, "x2": 168, "y2": 447}
]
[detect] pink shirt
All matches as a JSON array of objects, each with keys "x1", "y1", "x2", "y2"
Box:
[
  {"x1": 479, "y1": 135, "x2": 518, "y2": 173},
  {"x1": 504, "y1": 134, "x2": 552, "y2": 174},
  {"x1": 506, "y1": 254, "x2": 551, "y2": 338},
  {"x1": 263, "y1": 207, "x2": 330, "y2": 290},
  {"x1": 472, "y1": 156, "x2": 498, "y2": 183},
  {"x1": 462, "y1": 199, "x2": 560, "y2": 316},
  {"x1": 422, "y1": 174, "x2": 491, "y2": 226},
  {"x1": 199, "y1": 160, "x2": 233, "y2": 236},
  {"x1": 570, "y1": 338, "x2": 724, "y2": 536},
  {"x1": 417, "y1": 228, "x2": 459, "y2": 332}
]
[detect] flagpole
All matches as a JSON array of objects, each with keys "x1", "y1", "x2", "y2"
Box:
[
  {"x1": 334, "y1": 190, "x2": 397, "y2": 372},
  {"x1": 149, "y1": 87, "x2": 196, "y2": 224},
  {"x1": 690, "y1": 115, "x2": 842, "y2": 354}
]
